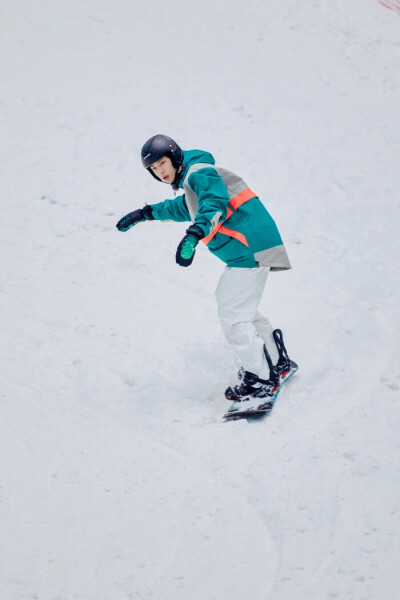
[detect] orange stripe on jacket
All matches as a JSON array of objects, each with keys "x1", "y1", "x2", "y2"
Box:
[
  {"x1": 202, "y1": 188, "x2": 255, "y2": 247},
  {"x1": 229, "y1": 188, "x2": 256, "y2": 210},
  {"x1": 218, "y1": 226, "x2": 249, "y2": 247}
]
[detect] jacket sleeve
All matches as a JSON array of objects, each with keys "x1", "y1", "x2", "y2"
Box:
[
  {"x1": 149, "y1": 194, "x2": 191, "y2": 222},
  {"x1": 187, "y1": 168, "x2": 230, "y2": 237}
]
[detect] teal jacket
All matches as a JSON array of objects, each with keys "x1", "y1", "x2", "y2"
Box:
[{"x1": 150, "y1": 149, "x2": 291, "y2": 270}]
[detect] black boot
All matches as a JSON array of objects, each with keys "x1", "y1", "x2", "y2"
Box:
[
  {"x1": 225, "y1": 345, "x2": 279, "y2": 402},
  {"x1": 225, "y1": 370, "x2": 279, "y2": 402}
]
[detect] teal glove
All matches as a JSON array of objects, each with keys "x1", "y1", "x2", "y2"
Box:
[{"x1": 176, "y1": 225, "x2": 205, "y2": 267}]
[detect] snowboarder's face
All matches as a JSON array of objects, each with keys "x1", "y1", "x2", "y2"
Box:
[{"x1": 150, "y1": 155, "x2": 177, "y2": 183}]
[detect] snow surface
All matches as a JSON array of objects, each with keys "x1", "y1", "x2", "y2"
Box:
[{"x1": 1, "y1": 1, "x2": 400, "y2": 599}]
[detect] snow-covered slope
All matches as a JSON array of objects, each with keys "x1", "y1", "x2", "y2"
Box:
[{"x1": 1, "y1": 1, "x2": 399, "y2": 598}]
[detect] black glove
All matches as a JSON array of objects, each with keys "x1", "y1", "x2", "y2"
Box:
[
  {"x1": 116, "y1": 205, "x2": 154, "y2": 231},
  {"x1": 176, "y1": 225, "x2": 205, "y2": 267}
]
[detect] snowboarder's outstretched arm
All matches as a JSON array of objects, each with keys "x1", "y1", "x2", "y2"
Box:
[
  {"x1": 116, "y1": 195, "x2": 205, "y2": 267},
  {"x1": 116, "y1": 195, "x2": 191, "y2": 232},
  {"x1": 149, "y1": 195, "x2": 191, "y2": 223}
]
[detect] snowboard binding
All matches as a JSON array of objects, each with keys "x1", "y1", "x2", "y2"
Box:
[{"x1": 226, "y1": 329, "x2": 298, "y2": 402}]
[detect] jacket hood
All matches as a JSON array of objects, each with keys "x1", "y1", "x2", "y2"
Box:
[{"x1": 174, "y1": 149, "x2": 216, "y2": 189}]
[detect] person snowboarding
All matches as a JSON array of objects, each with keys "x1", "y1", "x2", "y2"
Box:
[{"x1": 116, "y1": 134, "x2": 296, "y2": 406}]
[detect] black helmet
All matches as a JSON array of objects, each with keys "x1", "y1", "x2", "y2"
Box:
[{"x1": 141, "y1": 134, "x2": 184, "y2": 181}]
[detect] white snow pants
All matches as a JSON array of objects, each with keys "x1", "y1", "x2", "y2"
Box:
[{"x1": 215, "y1": 267, "x2": 279, "y2": 380}]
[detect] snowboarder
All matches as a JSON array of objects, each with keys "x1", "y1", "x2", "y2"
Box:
[{"x1": 116, "y1": 134, "x2": 296, "y2": 403}]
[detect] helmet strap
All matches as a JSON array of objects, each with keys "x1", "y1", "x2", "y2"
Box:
[{"x1": 172, "y1": 165, "x2": 184, "y2": 190}]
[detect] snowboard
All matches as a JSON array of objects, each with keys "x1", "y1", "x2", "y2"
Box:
[{"x1": 223, "y1": 361, "x2": 298, "y2": 421}]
